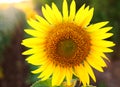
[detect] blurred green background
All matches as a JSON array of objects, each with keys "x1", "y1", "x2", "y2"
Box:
[{"x1": 0, "y1": 0, "x2": 120, "y2": 87}]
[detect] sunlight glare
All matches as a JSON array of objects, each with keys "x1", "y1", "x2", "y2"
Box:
[{"x1": 0, "y1": 0, "x2": 28, "y2": 3}]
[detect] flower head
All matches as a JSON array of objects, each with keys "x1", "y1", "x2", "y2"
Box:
[{"x1": 22, "y1": 0, "x2": 115, "y2": 86}]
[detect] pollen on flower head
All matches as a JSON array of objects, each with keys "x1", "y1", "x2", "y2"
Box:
[{"x1": 45, "y1": 23, "x2": 91, "y2": 67}]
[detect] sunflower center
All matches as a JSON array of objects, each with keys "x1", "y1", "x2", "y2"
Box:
[
  {"x1": 57, "y1": 39, "x2": 77, "y2": 57},
  {"x1": 45, "y1": 23, "x2": 91, "y2": 67}
]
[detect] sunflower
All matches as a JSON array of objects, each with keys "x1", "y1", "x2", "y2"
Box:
[{"x1": 22, "y1": 0, "x2": 115, "y2": 86}]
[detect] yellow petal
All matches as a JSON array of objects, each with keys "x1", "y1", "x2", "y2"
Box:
[
  {"x1": 26, "y1": 53, "x2": 47, "y2": 65},
  {"x1": 81, "y1": 8, "x2": 94, "y2": 27},
  {"x1": 84, "y1": 61, "x2": 96, "y2": 82},
  {"x1": 91, "y1": 48, "x2": 110, "y2": 61},
  {"x1": 39, "y1": 63, "x2": 55, "y2": 81},
  {"x1": 91, "y1": 40, "x2": 115, "y2": 47},
  {"x1": 57, "y1": 67, "x2": 66, "y2": 85},
  {"x1": 45, "y1": 4, "x2": 59, "y2": 24},
  {"x1": 69, "y1": 0, "x2": 76, "y2": 21},
  {"x1": 91, "y1": 33, "x2": 113, "y2": 40},
  {"x1": 35, "y1": 15, "x2": 49, "y2": 26},
  {"x1": 52, "y1": 66, "x2": 66, "y2": 86},
  {"x1": 82, "y1": 64, "x2": 90, "y2": 85},
  {"x1": 22, "y1": 38, "x2": 43, "y2": 44},
  {"x1": 74, "y1": 4, "x2": 85, "y2": 23},
  {"x1": 42, "y1": 6, "x2": 53, "y2": 24},
  {"x1": 91, "y1": 27, "x2": 112, "y2": 34},
  {"x1": 86, "y1": 21, "x2": 109, "y2": 32},
  {"x1": 89, "y1": 50, "x2": 107, "y2": 67},
  {"x1": 27, "y1": 19, "x2": 49, "y2": 32},
  {"x1": 24, "y1": 29, "x2": 46, "y2": 38},
  {"x1": 75, "y1": 5, "x2": 93, "y2": 26},
  {"x1": 100, "y1": 52, "x2": 110, "y2": 61},
  {"x1": 86, "y1": 55, "x2": 104, "y2": 72},
  {"x1": 66, "y1": 68, "x2": 73, "y2": 86},
  {"x1": 21, "y1": 38, "x2": 44, "y2": 48},
  {"x1": 22, "y1": 49, "x2": 34, "y2": 55},
  {"x1": 91, "y1": 45, "x2": 113, "y2": 53},
  {"x1": 32, "y1": 62, "x2": 50, "y2": 73},
  {"x1": 22, "y1": 48, "x2": 42, "y2": 55},
  {"x1": 52, "y1": 66, "x2": 60, "y2": 86},
  {"x1": 52, "y1": 3, "x2": 62, "y2": 23},
  {"x1": 63, "y1": 0, "x2": 68, "y2": 21},
  {"x1": 75, "y1": 64, "x2": 89, "y2": 86}
]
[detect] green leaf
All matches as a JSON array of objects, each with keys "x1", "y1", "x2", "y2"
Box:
[
  {"x1": 31, "y1": 78, "x2": 66, "y2": 87},
  {"x1": 31, "y1": 78, "x2": 52, "y2": 87}
]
